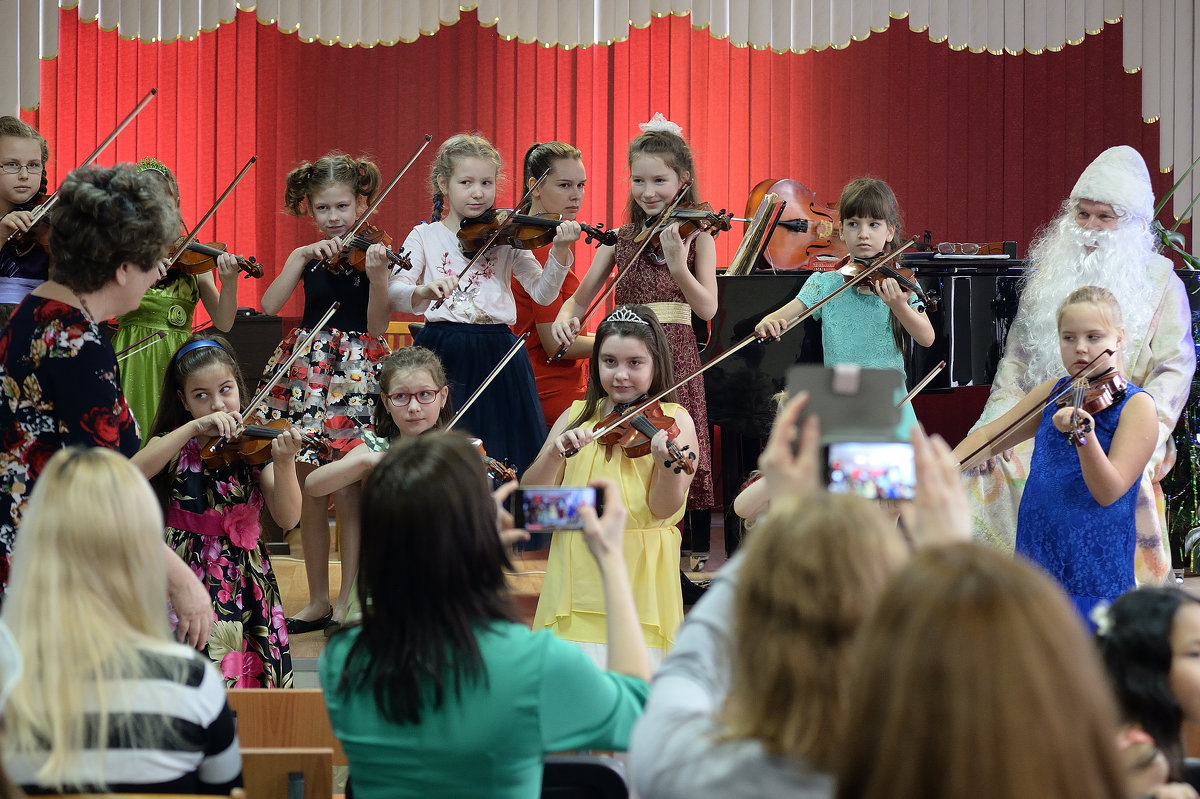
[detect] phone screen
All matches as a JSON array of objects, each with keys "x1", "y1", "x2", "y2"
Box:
[
  {"x1": 826, "y1": 442, "x2": 916, "y2": 501},
  {"x1": 512, "y1": 487, "x2": 603, "y2": 531}
]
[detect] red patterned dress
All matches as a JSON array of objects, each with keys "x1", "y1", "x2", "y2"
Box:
[{"x1": 614, "y1": 225, "x2": 714, "y2": 509}]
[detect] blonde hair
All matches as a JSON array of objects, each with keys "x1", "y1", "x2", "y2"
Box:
[
  {"x1": 1057, "y1": 284, "x2": 1124, "y2": 334},
  {"x1": 283, "y1": 151, "x2": 382, "y2": 217},
  {"x1": 720, "y1": 493, "x2": 909, "y2": 769},
  {"x1": 836, "y1": 544, "x2": 1127, "y2": 799},
  {"x1": 429, "y1": 133, "x2": 502, "y2": 221},
  {"x1": 0, "y1": 116, "x2": 49, "y2": 202},
  {"x1": 2, "y1": 448, "x2": 180, "y2": 790}
]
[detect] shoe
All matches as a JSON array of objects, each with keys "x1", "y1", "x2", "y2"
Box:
[
  {"x1": 689, "y1": 552, "x2": 710, "y2": 572},
  {"x1": 286, "y1": 606, "x2": 333, "y2": 635},
  {"x1": 323, "y1": 620, "x2": 343, "y2": 638}
]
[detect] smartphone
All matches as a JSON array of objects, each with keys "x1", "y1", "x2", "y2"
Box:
[
  {"x1": 825, "y1": 441, "x2": 916, "y2": 501},
  {"x1": 511, "y1": 486, "x2": 604, "y2": 531}
]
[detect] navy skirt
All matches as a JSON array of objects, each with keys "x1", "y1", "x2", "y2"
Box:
[{"x1": 415, "y1": 321, "x2": 548, "y2": 475}]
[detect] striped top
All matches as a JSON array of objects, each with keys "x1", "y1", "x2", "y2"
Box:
[{"x1": 7, "y1": 645, "x2": 242, "y2": 795}]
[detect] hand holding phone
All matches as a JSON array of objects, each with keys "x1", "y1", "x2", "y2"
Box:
[
  {"x1": 511, "y1": 486, "x2": 605, "y2": 531},
  {"x1": 826, "y1": 441, "x2": 916, "y2": 501}
]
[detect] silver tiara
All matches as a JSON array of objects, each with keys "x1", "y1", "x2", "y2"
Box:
[{"x1": 604, "y1": 306, "x2": 648, "y2": 326}]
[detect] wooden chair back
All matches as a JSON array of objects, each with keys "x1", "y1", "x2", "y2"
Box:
[
  {"x1": 227, "y1": 688, "x2": 346, "y2": 766},
  {"x1": 240, "y1": 746, "x2": 333, "y2": 799}
]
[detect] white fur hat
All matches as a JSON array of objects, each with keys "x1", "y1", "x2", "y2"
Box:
[{"x1": 1069, "y1": 145, "x2": 1155, "y2": 220}]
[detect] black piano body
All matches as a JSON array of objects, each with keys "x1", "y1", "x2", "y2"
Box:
[{"x1": 701, "y1": 259, "x2": 1026, "y2": 442}]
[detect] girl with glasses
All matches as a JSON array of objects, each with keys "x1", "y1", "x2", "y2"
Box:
[
  {"x1": 306, "y1": 346, "x2": 456, "y2": 634},
  {"x1": 306, "y1": 346, "x2": 453, "y2": 501},
  {"x1": 0, "y1": 116, "x2": 50, "y2": 323}
]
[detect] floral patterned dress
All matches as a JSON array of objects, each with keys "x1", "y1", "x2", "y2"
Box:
[
  {"x1": 163, "y1": 438, "x2": 292, "y2": 688},
  {"x1": 0, "y1": 297, "x2": 140, "y2": 594}
]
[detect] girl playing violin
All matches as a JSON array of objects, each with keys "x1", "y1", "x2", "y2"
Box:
[
  {"x1": 0, "y1": 116, "x2": 50, "y2": 325},
  {"x1": 306, "y1": 346, "x2": 451, "y2": 502},
  {"x1": 511, "y1": 141, "x2": 594, "y2": 427},
  {"x1": 112, "y1": 158, "x2": 241, "y2": 436},
  {"x1": 552, "y1": 115, "x2": 718, "y2": 569},
  {"x1": 261, "y1": 152, "x2": 392, "y2": 634},
  {"x1": 133, "y1": 334, "x2": 302, "y2": 687},
  {"x1": 387, "y1": 133, "x2": 581, "y2": 477},
  {"x1": 755, "y1": 177, "x2": 935, "y2": 433},
  {"x1": 525, "y1": 304, "x2": 697, "y2": 667},
  {"x1": 951, "y1": 286, "x2": 1157, "y2": 626}
]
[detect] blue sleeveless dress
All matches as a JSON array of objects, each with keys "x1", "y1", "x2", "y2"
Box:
[{"x1": 1016, "y1": 377, "x2": 1145, "y2": 627}]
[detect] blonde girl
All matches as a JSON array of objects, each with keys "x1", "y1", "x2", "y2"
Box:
[
  {"x1": 387, "y1": 133, "x2": 581, "y2": 478},
  {"x1": 0, "y1": 115, "x2": 50, "y2": 323},
  {"x1": 2, "y1": 447, "x2": 241, "y2": 793},
  {"x1": 953, "y1": 286, "x2": 1157, "y2": 624}
]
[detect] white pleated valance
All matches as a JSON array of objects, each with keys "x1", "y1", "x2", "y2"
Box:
[{"x1": 3, "y1": 1, "x2": 1198, "y2": 218}]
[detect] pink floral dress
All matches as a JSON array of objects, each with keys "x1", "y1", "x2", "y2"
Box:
[{"x1": 164, "y1": 439, "x2": 292, "y2": 688}]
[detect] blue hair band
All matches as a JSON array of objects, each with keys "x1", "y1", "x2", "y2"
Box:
[{"x1": 173, "y1": 339, "x2": 224, "y2": 365}]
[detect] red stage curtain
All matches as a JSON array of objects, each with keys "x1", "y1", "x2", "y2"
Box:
[{"x1": 22, "y1": 7, "x2": 1180, "y2": 323}]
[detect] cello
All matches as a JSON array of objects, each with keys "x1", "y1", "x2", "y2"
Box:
[{"x1": 744, "y1": 179, "x2": 848, "y2": 270}]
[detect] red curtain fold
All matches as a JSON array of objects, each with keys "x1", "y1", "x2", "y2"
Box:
[{"x1": 22, "y1": 7, "x2": 1181, "y2": 323}]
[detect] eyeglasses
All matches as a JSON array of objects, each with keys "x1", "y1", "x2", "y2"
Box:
[
  {"x1": 937, "y1": 242, "x2": 980, "y2": 255},
  {"x1": 0, "y1": 162, "x2": 42, "y2": 175},
  {"x1": 386, "y1": 389, "x2": 442, "y2": 407}
]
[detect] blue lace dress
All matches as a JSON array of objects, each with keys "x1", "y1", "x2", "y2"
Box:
[{"x1": 1015, "y1": 377, "x2": 1144, "y2": 626}]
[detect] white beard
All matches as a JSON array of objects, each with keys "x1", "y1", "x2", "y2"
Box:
[{"x1": 1015, "y1": 210, "x2": 1158, "y2": 386}]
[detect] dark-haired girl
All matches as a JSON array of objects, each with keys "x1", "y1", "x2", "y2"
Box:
[
  {"x1": 526, "y1": 304, "x2": 697, "y2": 667},
  {"x1": 261, "y1": 151, "x2": 392, "y2": 633},
  {"x1": 133, "y1": 334, "x2": 301, "y2": 687}
]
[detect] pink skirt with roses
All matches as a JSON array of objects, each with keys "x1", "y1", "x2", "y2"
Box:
[
  {"x1": 255, "y1": 327, "x2": 389, "y2": 464},
  {"x1": 164, "y1": 438, "x2": 293, "y2": 688}
]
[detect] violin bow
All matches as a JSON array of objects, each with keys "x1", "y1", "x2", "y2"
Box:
[
  {"x1": 445, "y1": 332, "x2": 531, "y2": 431},
  {"x1": 899, "y1": 360, "x2": 946, "y2": 407},
  {"x1": 165, "y1": 156, "x2": 257, "y2": 269},
  {"x1": 549, "y1": 182, "x2": 693, "y2": 362},
  {"x1": 233, "y1": 302, "x2": 341, "y2": 439},
  {"x1": 430, "y1": 170, "x2": 550, "y2": 311},
  {"x1": 957, "y1": 348, "x2": 1114, "y2": 471},
  {"x1": 115, "y1": 330, "x2": 167, "y2": 363},
  {"x1": 313, "y1": 133, "x2": 433, "y2": 271},
  {"x1": 561, "y1": 249, "x2": 905, "y2": 458},
  {"x1": 8, "y1": 88, "x2": 158, "y2": 242}
]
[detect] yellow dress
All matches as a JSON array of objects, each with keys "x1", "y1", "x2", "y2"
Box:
[{"x1": 532, "y1": 401, "x2": 686, "y2": 651}]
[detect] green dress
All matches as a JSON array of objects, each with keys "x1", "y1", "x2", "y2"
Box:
[{"x1": 112, "y1": 272, "x2": 201, "y2": 436}]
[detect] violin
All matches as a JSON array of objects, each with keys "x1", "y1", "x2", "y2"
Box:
[
  {"x1": 457, "y1": 208, "x2": 617, "y2": 256},
  {"x1": 624, "y1": 202, "x2": 737, "y2": 249},
  {"x1": 9, "y1": 216, "x2": 50, "y2": 259},
  {"x1": 744, "y1": 179, "x2": 848, "y2": 269},
  {"x1": 837, "y1": 254, "x2": 938, "y2": 312},
  {"x1": 592, "y1": 399, "x2": 696, "y2": 475},
  {"x1": 199, "y1": 417, "x2": 332, "y2": 469},
  {"x1": 327, "y1": 223, "x2": 413, "y2": 274},
  {"x1": 1056, "y1": 368, "x2": 1128, "y2": 446},
  {"x1": 169, "y1": 238, "x2": 264, "y2": 279},
  {"x1": 470, "y1": 437, "x2": 517, "y2": 483}
]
